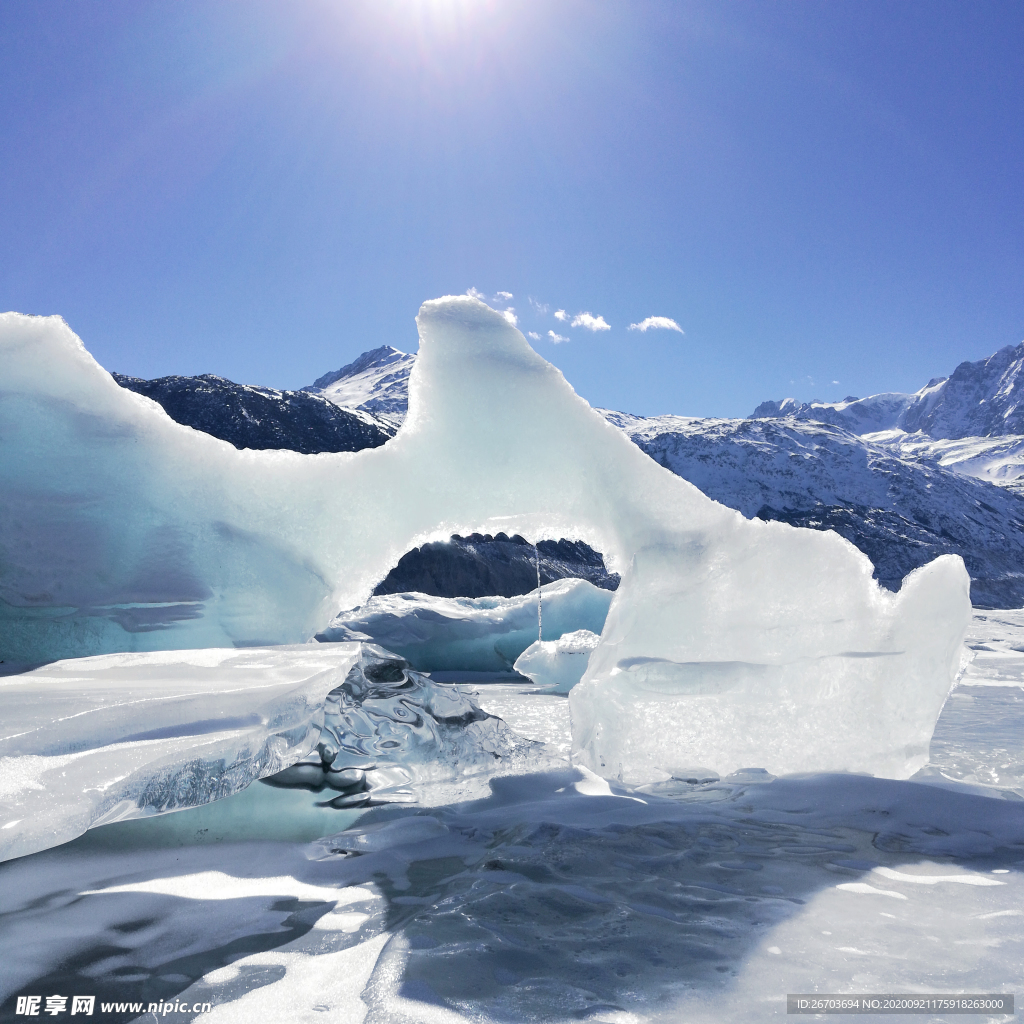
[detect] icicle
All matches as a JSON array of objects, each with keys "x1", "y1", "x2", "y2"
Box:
[{"x1": 535, "y1": 540, "x2": 543, "y2": 642}]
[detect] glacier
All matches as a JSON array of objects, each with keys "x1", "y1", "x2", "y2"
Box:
[
  {"x1": 107, "y1": 340, "x2": 1024, "y2": 604},
  {"x1": 316, "y1": 578, "x2": 612, "y2": 671},
  {"x1": 608, "y1": 410, "x2": 1024, "y2": 607},
  {"x1": 0, "y1": 298, "x2": 972, "y2": 783}
]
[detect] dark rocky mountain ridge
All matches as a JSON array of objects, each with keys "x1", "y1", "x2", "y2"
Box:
[
  {"x1": 374, "y1": 533, "x2": 619, "y2": 599},
  {"x1": 113, "y1": 372, "x2": 394, "y2": 454}
]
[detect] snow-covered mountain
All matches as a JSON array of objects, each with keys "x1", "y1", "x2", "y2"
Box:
[
  {"x1": 861, "y1": 430, "x2": 1024, "y2": 498},
  {"x1": 301, "y1": 345, "x2": 413, "y2": 425},
  {"x1": 604, "y1": 410, "x2": 1024, "y2": 607},
  {"x1": 752, "y1": 341, "x2": 1024, "y2": 439}
]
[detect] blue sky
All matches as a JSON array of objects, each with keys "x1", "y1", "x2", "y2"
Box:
[{"x1": 2, "y1": 0, "x2": 1021, "y2": 417}]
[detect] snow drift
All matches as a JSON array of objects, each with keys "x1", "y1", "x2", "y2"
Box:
[{"x1": 0, "y1": 299, "x2": 972, "y2": 782}]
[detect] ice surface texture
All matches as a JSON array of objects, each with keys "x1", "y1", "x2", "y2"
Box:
[
  {"x1": 317, "y1": 578, "x2": 612, "y2": 671},
  {"x1": 0, "y1": 299, "x2": 971, "y2": 781},
  {"x1": 267, "y1": 644, "x2": 535, "y2": 809},
  {"x1": 0, "y1": 645, "x2": 361, "y2": 862}
]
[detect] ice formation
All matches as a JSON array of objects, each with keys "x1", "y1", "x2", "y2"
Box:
[
  {"x1": 2, "y1": 654, "x2": 1023, "y2": 1020},
  {"x1": 0, "y1": 642, "x2": 534, "y2": 863},
  {"x1": 0, "y1": 645, "x2": 362, "y2": 862},
  {"x1": 0, "y1": 298, "x2": 972, "y2": 782},
  {"x1": 513, "y1": 628, "x2": 601, "y2": 693},
  {"x1": 316, "y1": 578, "x2": 612, "y2": 671},
  {"x1": 265, "y1": 644, "x2": 534, "y2": 808}
]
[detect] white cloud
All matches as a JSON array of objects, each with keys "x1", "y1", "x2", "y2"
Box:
[
  {"x1": 571, "y1": 312, "x2": 610, "y2": 332},
  {"x1": 628, "y1": 316, "x2": 684, "y2": 333},
  {"x1": 502, "y1": 308, "x2": 518, "y2": 326},
  {"x1": 528, "y1": 331, "x2": 541, "y2": 341},
  {"x1": 832, "y1": 380, "x2": 840, "y2": 385},
  {"x1": 494, "y1": 290, "x2": 513, "y2": 302},
  {"x1": 554, "y1": 309, "x2": 568, "y2": 322},
  {"x1": 466, "y1": 287, "x2": 487, "y2": 301},
  {"x1": 529, "y1": 298, "x2": 549, "y2": 314},
  {"x1": 548, "y1": 330, "x2": 569, "y2": 344}
]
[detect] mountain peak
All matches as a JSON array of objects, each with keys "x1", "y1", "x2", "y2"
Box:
[
  {"x1": 750, "y1": 342, "x2": 1024, "y2": 439},
  {"x1": 303, "y1": 345, "x2": 416, "y2": 423},
  {"x1": 305, "y1": 345, "x2": 409, "y2": 392}
]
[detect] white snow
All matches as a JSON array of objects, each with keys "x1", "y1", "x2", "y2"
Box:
[
  {"x1": 865, "y1": 429, "x2": 1024, "y2": 496},
  {"x1": 1, "y1": 298, "x2": 972, "y2": 783},
  {"x1": 0, "y1": 644, "x2": 361, "y2": 862},
  {"x1": 963, "y1": 608, "x2": 1024, "y2": 687},
  {"x1": 318, "y1": 579, "x2": 611, "y2": 672}
]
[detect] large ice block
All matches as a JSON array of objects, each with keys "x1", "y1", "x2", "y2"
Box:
[
  {"x1": 316, "y1": 579, "x2": 612, "y2": 671},
  {"x1": 0, "y1": 645, "x2": 361, "y2": 862},
  {"x1": 0, "y1": 299, "x2": 972, "y2": 782}
]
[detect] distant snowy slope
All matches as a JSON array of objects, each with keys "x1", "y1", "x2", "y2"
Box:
[
  {"x1": 604, "y1": 410, "x2": 1024, "y2": 607},
  {"x1": 750, "y1": 388, "x2": 938, "y2": 435},
  {"x1": 865, "y1": 430, "x2": 1024, "y2": 498},
  {"x1": 751, "y1": 341, "x2": 1024, "y2": 439},
  {"x1": 302, "y1": 345, "x2": 413, "y2": 424}
]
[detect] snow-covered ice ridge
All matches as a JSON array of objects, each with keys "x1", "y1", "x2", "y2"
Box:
[
  {"x1": 286, "y1": 336, "x2": 1024, "y2": 604},
  {"x1": 1, "y1": 298, "x2": 971, "y2": 782},
  {"x1": 297, "y1": 337, "x2": 1024, "y2": 491}
]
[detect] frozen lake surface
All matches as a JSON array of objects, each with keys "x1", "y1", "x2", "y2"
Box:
[{"x1": 1, "y1": 614, "x2": 1021, "y2": 1024}]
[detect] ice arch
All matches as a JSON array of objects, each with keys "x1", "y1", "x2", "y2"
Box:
[{"x1": 0, "y1": 298, "x2": 971, "y2": 779}]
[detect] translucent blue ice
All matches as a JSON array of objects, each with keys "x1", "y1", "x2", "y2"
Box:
[{"x1": 0, "y1": 298, "x2": 972, "y2": 781}]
